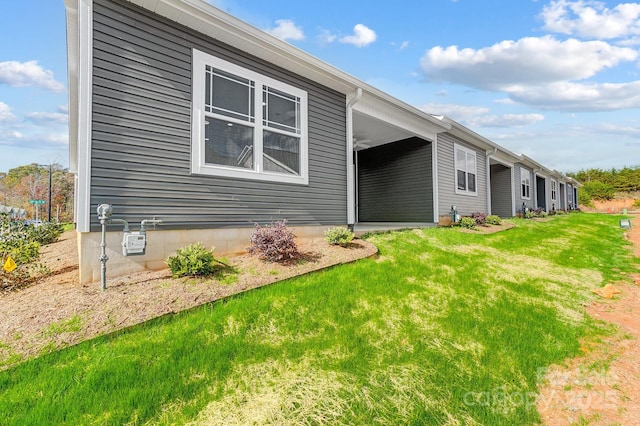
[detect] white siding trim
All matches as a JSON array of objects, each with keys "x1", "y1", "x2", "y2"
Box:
[
  {"x1": 346, "y1": 88, "x2": 362, "y2": 225},
  {"x1": 190, "y1": 49, "x2": 309, "y2": 185},
  {"x1": 432, "y1": 135, "x2": 439, "y2": 222},
  {"x1": 77, "y1": 0, "x2": 93, "y2": 232},
  {"x1": 453, "y1": 143, "x2": 478, "y2": 197}
]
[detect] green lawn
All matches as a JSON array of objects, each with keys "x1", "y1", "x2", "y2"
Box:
[{"x1": 0, "y1": 213, "x2": 637, "y2": 425}]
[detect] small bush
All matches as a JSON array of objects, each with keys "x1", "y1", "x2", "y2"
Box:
[
  {"x1": 524, "y1": 211, "x2": 536, "y2": 219},
  {"x1": 29, "y1": 222, "x2": 64, "y2": 245},
  {"x1": 538, "y1": 210, "x2": 548, "y2": 218},
  {"x1": 633, "y1": 199, "x2": 640, "y2": 208},
  {"x1": 248, "y1": 220, "x2": 300, "y2": 263},
  {"x1": 324, "y1": 226, "x2": 355, "y2": 247},
  {"x1": 166, "y1": 242, "x2": 219, "y2": 278},
  {"x1": 485, "y1": 215, "x2": 502, "y2": 225},
  {"x1": 459, "y1": 217, "x2": 477, "y2": 229},
  {"x1": 470, "y1": 212, "x2": 487, "y2": 226}
]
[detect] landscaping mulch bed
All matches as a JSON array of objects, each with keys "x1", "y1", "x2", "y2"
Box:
[{"x1": 0, "y1": 232, "x2": 377, "y2": 368}]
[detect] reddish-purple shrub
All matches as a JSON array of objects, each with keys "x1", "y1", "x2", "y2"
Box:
[
  {"x1": 471, "y1": 212, "x2": 487, "y2": 225},
  {"x1": 248, "y1": 220, "x2": 300, "y2": 263}
]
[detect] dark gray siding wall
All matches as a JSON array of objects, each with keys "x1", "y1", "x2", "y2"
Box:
[
  {"x1": 536, "y1": 175, "x2": 547, "y2": 210},
  {"x1": 514, "y1": 164, "x2": 534, "y2": 212},
  {"x1": 490, "y1": 164, "x2": 513, "y2": 217},
  {"x1": 90, "y1": 0, "x2": 347, "y2": 231},
  {"x1": 357, "y1": 138, "x2": 433, "y2": 222},
  {"x1": 437, "y1": 133, "x2": 487, "y2": 217}
]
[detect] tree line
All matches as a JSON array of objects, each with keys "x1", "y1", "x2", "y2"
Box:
[
  {"x1": 568, "y1": 165, "x2": 640, "y2": 202},
  {"x1": 0, "y1": 163, "x2": 74, "y2": 223}
]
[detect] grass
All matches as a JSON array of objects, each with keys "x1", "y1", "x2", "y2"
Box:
[{"x1": 0, "y1": 213, "x2": 637, "y2": 424}]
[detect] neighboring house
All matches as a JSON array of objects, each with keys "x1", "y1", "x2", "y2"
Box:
[{"x1": 64, "y1": 0, "x2": 580, "y2": 283}]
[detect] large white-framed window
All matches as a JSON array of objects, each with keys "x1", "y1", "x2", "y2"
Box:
[
  {"x1": 520, "y1": 167, "x2": 531, "y2": 199},
  {"x1": 191, "y1": 49, "x2": 309, "y2": 185},
  {"x1": 454, "y1": 143, "x2": 477, "y2": 196},
  {"x1": 551, "y1": 179, "x2": 557, "y2": 201}
]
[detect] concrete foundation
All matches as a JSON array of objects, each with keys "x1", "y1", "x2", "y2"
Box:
[{"x1": 77, "y1": 225, "x2": 330, "y2": 284}]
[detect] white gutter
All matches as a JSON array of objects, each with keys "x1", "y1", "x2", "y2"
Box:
[{"x1": 346, "y1": 88, "x2": 362, "y2": 226}]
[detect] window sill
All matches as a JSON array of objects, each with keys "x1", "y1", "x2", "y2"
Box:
[
  {"x1": 455, "y1": 189, "x2": 478, "y2": 197},
  {"x1": 192, "y1": 163, "x2": 309, "y2": 185}
]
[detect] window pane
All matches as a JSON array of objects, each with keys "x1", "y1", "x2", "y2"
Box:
[
  {"x1": 466, "y1": 152, "x2": 476, "y2": 173},
  {"x1": 456, "y1": 149, "x2": 466, "y2": 171},
  {"x1": 263, "y1": 131, "x2": 300, "y2": 175},
  {"x1": 264, "y1": 87, "x2": 299, "y2": 133},
  {"x1": 209, "y1": 69, "x2": 255, "y2": 122},
  {"x1": 468, "y1": 173, "x2": 476, "y2": 192},
  {"x1": 204, "y1": 118, "x2": 254, "y2": 169},
  {"x1": 457, "y1": 170, "x2": 466, "y2": 190}
]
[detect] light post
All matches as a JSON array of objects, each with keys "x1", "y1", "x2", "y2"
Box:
[{"x1": 36, "y1": 163, "x2": 53, "y2": 222}]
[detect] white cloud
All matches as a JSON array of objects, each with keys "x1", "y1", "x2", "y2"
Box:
[
  {"x1": 25, "y1": 111, "x2": 69, "y2": 125},
  {"x1": 399, "y1": 41, "x2": 409, "y2": 50},
  {"x1": 266, "y1": 19, "x2": 305, "y2": 41},
  {"x1": 420, "y1": 36, "x2": 637, "y2": 91},
  {"x1": 317, "y1": 28, "x2": 337, "y2": 44},
  {"x1": 419, "y1": 103, "x2": 543, "y2": 128},
  {"x1": 541, "y1": 0, "x2": 640, "y2": 39},
  {"x1": 494, "y1": 98, "x2": 515, "y2": 105},
  {"x1": 0, "y1": 102, "x2": 17, "y2": 123},
  {"x1": 470, "y1": 113, "x2": 545, "y2": 128},
  {"x1": 419, "y1": 103, "x2": 490, "y2": 121},
  {"x1": 0, "y1": 129, "x2": 67, "y2": 148},
  {"x1": 340, "y1": 24, "x2": 377, "y2": 47},
  {"x1": 0, "y1": 60, "x2": 65, "y2": 92},
  {"x1": 509, "y1": 80, "x2": 640, "y2": 110}
]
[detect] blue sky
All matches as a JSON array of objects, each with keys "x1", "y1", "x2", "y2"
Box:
[{"x1": 2, "y1": 0, "x2": 640, "y2": 174}]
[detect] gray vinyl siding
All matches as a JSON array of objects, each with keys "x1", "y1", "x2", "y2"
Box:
[
  {"x1": 567, "y1": 184, "x2": 574, "y2": 207},
  {"x1": 357, "y1": 138, "x2": 433, "y2": 222},
  {"x1": 559, "y1": 183, "x2": 567, "y2": 209},
  {"x1": 90, "y1": 0, "x2": 347, "y2": 231},
  {"x1": 515, "y1": 164, "x2": 534, "y2": 212},
  {"x1": 490, "y1": 164, "x2": 513, "y2": 217},
  {"x1": 437, "y1": 133, "x2": 487, "y2": 217}
]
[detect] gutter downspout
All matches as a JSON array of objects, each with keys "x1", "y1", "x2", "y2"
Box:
[
  {"x1": 486, "y1": 147, "x2": 497, "y2": 215},
  {"x1": 432, "y1": 135, "x2": 439, "y2": 223},
  {"x1": 346, "y1": 88, "x2": 362, "y2": 227}
]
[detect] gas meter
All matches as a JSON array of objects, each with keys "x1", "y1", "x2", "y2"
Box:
[{"x1": 122, "y1": 232, "x2": 147, "y2": 256}]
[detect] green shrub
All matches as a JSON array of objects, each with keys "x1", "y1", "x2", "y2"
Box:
[
  {"x1": 248, "y1": 220, "x2": 300, "y2": 263},
  {"x1": 166, "y1": 243, "x2": 219, "y2": 278},
  {"x1": 485, "y1": 215, "x2": 502, "y2": 225},
  {"x1": 459, "y1": 217, "x2": 476, "y2": 229},
  {"x1": 29, "y1": 222, "x2": 64, "y2": 245},
  {"x1": 324, "y1": 226, "x2": 355, "y2": 247},
  {"x1": 633, "y1": 199, "x2": 640, "y2": 208},
  {"x1": 524, "y1": 211, "x2": 536, "y2": 219}
]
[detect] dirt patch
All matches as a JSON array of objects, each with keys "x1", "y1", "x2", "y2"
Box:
[
  {"x1": 0, "y1": 232, "x2": 377, "y2": 369},
  {"x1": 538, "y1": 215, "x2": 640, "y2": 425}
]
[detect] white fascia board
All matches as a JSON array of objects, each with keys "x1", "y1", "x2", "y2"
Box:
[
  {"x1": 488, "y1": 151, "x2": 516, "y2": 168},
  {"x1": 353, "y1": 93, "x2": 449, "y2": 141},
  {"x1": 437, "y1": 116, "x2": 498, "y2": 151}
]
